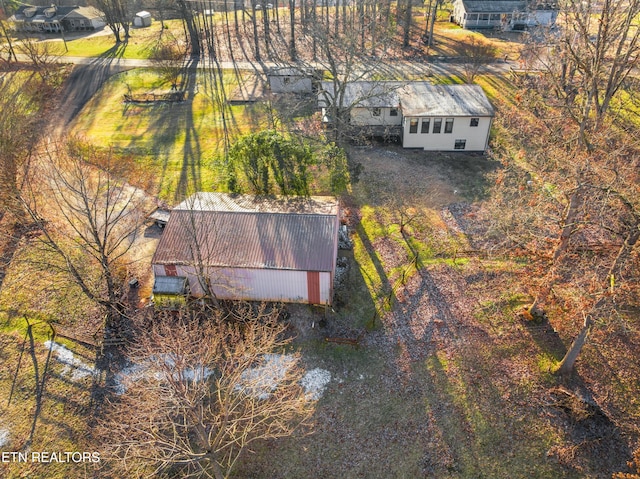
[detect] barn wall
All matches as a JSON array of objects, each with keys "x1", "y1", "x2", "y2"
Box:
[{"x1": 154, "y1": 265, "x2": 333, "y2": 304}]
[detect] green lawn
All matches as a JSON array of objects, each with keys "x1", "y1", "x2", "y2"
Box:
[
  {"x1": 70, "y1": 68, "x2": 261, "y2": 201},
  {"x1": 63, "y1": 20, "x2": 186, "y2": 59}
]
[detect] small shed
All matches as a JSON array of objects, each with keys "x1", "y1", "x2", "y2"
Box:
[
  {"x1": 267, "y1": 67, "x2": 320, "y2": 94},
  {"x1": 133, "y1": 11, "x2": 152, "y2": 27},
  {"x1": 152, "y1": 193, "x2": 340, "y2": 305}
]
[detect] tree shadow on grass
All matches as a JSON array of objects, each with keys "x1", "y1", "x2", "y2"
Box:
[{"x1": 53, "y1": 43, "x2": 130, "y2": 138}]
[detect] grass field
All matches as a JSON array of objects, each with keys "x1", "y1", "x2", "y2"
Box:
[
  {"x1": 0, "y1": 316, "x2": 100, "y2": 479},
  {"x1": 70, "y1": 68, "x2": 259, "y2": 201}
]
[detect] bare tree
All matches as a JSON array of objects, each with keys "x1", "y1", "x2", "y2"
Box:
[
  {"x1": 459, "y1": 34, "x2": 498, "y2": 83},
  {"x1": 0, "y1": 72, "x2": 48, "y2": 219},
  {"x1": 20, "y1": 141, "x2": 151, "y2": 329},
  {"x1": 524, "y1": 0, "x2": 640, "y2": 147},
  {"x1": 150, "y1": 33, "x2": 188, "y2": 90},
  {"x1": 101, "y1": 304, "x2": 314, "y2": 479},
  {"x1": 91, "y1": 0, "x2": 131, "y2": 43}
]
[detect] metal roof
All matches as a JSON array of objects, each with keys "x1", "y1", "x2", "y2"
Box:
[
  {"x1": 318, "y1": 81, "x2": 406, "y2": 108},
  {"x1": 174, "y1": 192, "x2": 339, "y2": 216},
  {"x1": 460, "y1": 0, "x2": 526, "y2": 12},
  {"x1": 319, "y1": 81, "x2": 494, "y2": 117},
  {"x1": 400, "y1": 84, "x2": 495, "y2": 117},
  {"x1": 153, "y1": 193, "x2": 339, "y2": 272}
]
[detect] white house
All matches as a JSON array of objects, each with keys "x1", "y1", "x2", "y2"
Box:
[
  {"x1": 452, "y1": 0, "x2": 559, "y2": 30},
  {"x1": 318, "y1": 81, "x2": 494, "y2": 152},
  {"x1": 152, "y1": 193, "x2": 340, "y2": 305},
  {"x1": 10, "y1": 5, "x2": 106, "y2": 33}
]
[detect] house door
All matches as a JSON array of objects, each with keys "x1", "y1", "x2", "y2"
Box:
[{"x1": 307, "y1": 271, "x2": 320, "y2": 304}]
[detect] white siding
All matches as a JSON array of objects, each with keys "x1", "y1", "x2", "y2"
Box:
[
  {"x1": 350, "y1": 107, "x2": 403, "y2": 126},
  {"x1": 402, "y1": 116, "x2": 492, "y2": 151}
]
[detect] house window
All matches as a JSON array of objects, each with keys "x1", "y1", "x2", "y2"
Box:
[
  {"x1": 479, "y1": 13, "x2": 490, "y2": 21},
  {"x1": 421, "y1": 118, "x2": 430, "y2": 133},
  {"x1": 470, "y1": 117, "x2": 479, "y2": 127},
  {"x1": 454, "y1": 139, "x2": 466, "y2": 150},
  {"x1": 409, "y1": 118, "x2": 419, "y2": 133},
  {"x1": 433, "y1": 118, "x2": 442, "y2": 133},
  {"x1": 390, "y1": 108, "x2": 398, "y2": 117},
  {"x1": 490, "y1": 13, "x2": 501, "y2": 20},
  {"x1": 283, "y1": 77, "x2": 291, "y2": 85},
  {"x1": 372, "y1": 108, "x2": 381, "y2": 117},
  {"x1": 444, "y1": 118, "x2": 454, "y2": 133}
]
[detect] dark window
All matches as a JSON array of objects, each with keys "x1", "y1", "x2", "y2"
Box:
[
  {"x1": 283, "y1": 77, "x2": 291, "y2": 85},
  {"x1": 421, "y1": 118, "x2": 430, "y2": 133},
  {"x1": 372, "y1": 108, "x2": 381, "y2": 117},
  {"x1": 409, "y1": 118, "x2": 419, "y2": 133},
  {"x1": 390, "y1": 108, "x2": 398, "y2": 117},
  {"x1": 444, "y1": 118, "x2": 454, "y2": 133},
  {"x1": 433, "y1": 118, "x2": 442, "y2": 133},
  {"x1": 479, "y1": 13, "x2": 490, "y2": 21},
  {"x1": 454, "y1": 139, "x2": 466, "y2": 150},
  {"x1": 470, "y1": 117, "x2": 479, "y2": 127}
]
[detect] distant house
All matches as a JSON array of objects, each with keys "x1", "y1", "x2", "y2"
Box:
[
  {"x1": 318, "y1": 81, "x2": 494, "y2": 152},
  {"x1": 10, "y1": 5, "x2": 106, "y2": 33},
  {"x1": 152, "y1": 193, "x2": 340, "y2": 305},
  {"x1": 267, "y1": 67, "x2": 321, "y2": 94},
  {"x1": 133, "y1": 11, "x2": 152, "y2": 28},
  {"x1": 452, "y1": 0, "x2": 559, "y2": 30}
]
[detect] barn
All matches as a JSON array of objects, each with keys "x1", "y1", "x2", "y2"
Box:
[{"x1": 152, "y1": 193, "x2": 340, "y2": 305}]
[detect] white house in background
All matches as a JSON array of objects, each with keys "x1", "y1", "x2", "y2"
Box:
[
  {"x1": 452, "y1": 0, "x2": 559, "y2": 30},
  {"x1": 152, "y1": 193, "x2": 340, "y2": 305},
  {"x1": 318, "y1": 81, "x2": 494, "y2": 152},
  {"x1": 10, "y1": 5, "x2": 106, "y2": 33}
]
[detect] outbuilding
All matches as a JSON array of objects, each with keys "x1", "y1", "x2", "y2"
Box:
[
  {"x1": 267, "y1": 67, "x2": 321, "y2": 94},
  {"x1": 133, "y1": 11, "x2": 152, "y2": 27},
  {"x1": 152, "y1": 193, "x2": 340, "y2": 305}
]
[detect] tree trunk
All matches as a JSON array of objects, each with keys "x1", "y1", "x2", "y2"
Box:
[
  {"x1": 556, "y1": 315, "x2": 594, "y2": 375},
  {"x1": 552, "y1": 187, "x2": 583, "y2": 261},
  {"x1": 289, "y1": 0, "x2": 297, "y2": 60},
  {"x1": 402, "y1": 0, "x2": 413, "y2": 48}
]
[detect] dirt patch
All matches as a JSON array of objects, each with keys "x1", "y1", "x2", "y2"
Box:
[{"x1": 348, "y1": 144, "x2": 499, "y2": 207}]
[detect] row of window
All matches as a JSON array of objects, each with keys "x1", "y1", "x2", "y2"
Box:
[{"x1": 408, "y1": 117, "x2": 479, "y2": 134}]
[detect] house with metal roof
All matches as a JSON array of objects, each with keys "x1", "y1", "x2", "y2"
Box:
[
  {"x1": 452, "y1": 0, "x2": 559, "y2": 30},
  {"x1": 317, "y1": 81, "x2": 494, "y2": 151},
  {"x1": 10, "y1": 5, "x2": 106, "y2": 33},
  {"x1": 151, "y1": 193, "x2": 340, "y2": 305},
  {"x1": 267, "y1": 67, "x2": 322, "y2": 94}
]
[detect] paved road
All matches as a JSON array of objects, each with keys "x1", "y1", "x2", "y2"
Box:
[{"x1": 14, "y1": 53, "x2": 520, "y2": 76}]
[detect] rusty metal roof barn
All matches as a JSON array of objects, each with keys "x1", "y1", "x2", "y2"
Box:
[{"x1": 153, "y1": 193, "x2": 339, "y2": 272}]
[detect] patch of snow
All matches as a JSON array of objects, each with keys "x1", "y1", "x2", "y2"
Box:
[
  {"x1": 300, "y1": 368, "x2": 331, "y2": 400},
  {"x1": 238, "y1": 354, "x2": 297, "y2": 400},
  {"x1": 112, "y1": 356, "x2": 215, "y2": 395},
  {"x1": 44, "y1": 340, "x2": 95, "y2": 381},
  {"x1": 0, "y1": 429, "x2": 9, "y2": 447}
]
